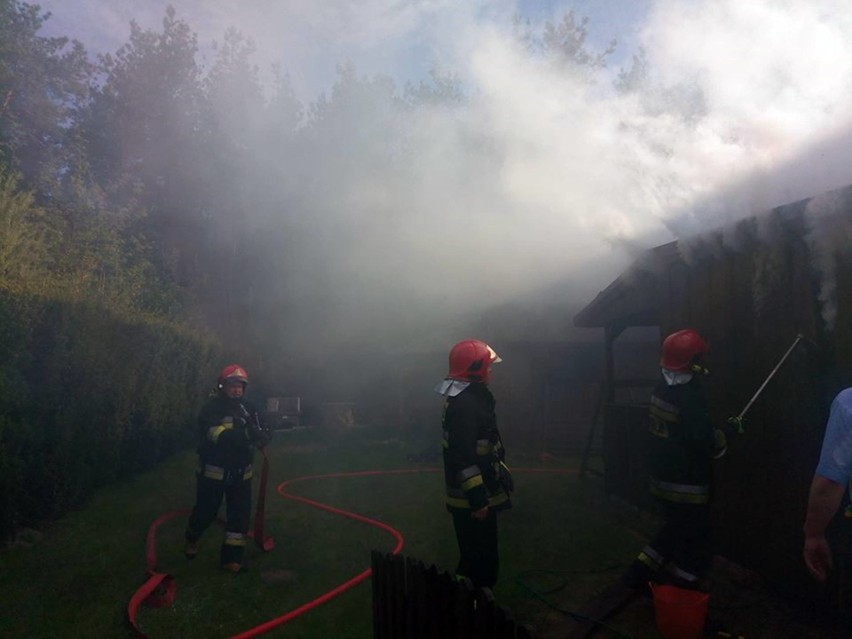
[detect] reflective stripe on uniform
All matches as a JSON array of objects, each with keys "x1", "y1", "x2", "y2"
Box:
[
  {"x1": 650, "y1": 478, "x2": 710, "y2": 504},
  {"x1": 445, "y1": 489, "x2": 511, "y2": 510},
  {"x1": 203, "y1": 464, "x2": 225, "y2": 480},
  {"x1": 209, "y1": 423, "x2": 232, "y2": 443},
  {"x1": 461, "y1": 474, "x2": 483, "y2": 491},
  {"x1": 224, "y1": 531, "x2": 246, "y2": 547},
  {"x1": 457, "y1": 465, "x2": 480, "y2": 482},
  {"x1": 650, "y1": 395, "x2": 679, "y2": 417},
  {"x1": 457, "y1": 465, "x2": 483, "y2": 492},
  {"x1": 242, "y1": 466, "x2": 253, "y2": 480},
  {"x1": 475, "y1": 439, "x2": 492, "y2": 455},
  {"x1": 638, "y1": 546, "x2": 665, "y2": 568},
  {"x1": 669, "y1": 564, "x2": 699, "y2": 582}
]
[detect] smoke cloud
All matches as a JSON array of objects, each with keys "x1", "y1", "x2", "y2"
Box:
[{"x1": 37, "y1": 0, "x2": 852, "y2": 353}]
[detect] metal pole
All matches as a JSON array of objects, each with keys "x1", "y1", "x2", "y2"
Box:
[{"x1": 737, "y1": 333, "x2": 804, "y2": 420}]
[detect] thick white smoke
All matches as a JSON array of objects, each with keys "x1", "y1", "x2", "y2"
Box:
[{"x1": 36, "y1": 0, "x2": 852, "y2": 340}]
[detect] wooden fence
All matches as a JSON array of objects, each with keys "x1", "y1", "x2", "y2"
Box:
[{"x1": 371, "y1": 551, "x2": 537, "y2": 639}]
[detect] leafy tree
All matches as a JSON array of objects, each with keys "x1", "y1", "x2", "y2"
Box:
[
  {"x1": 616, "y1": 47, "x2": 707, "y2": 124},
  {"x1": 0, "y1": 0, "x2": 92, "y2": 196},
  {"x1": 514, "y1": 10, "x2": 617, "y2": 77},
  {"x1": 82, "y1": 6, "x2": 206, "y2": 290},
  {"x1": 0, "y1": 167, "x2": 54, "y2": 288}
]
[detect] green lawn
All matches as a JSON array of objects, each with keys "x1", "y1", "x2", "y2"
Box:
[{"x1": 1, "y1": 426, "x2": 838, "y2": 639}]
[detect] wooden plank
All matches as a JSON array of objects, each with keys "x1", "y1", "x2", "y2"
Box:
[
  {"x1": 453, "y1": 576, "x2": 475, "y2": 639},
  {"x1": 472, "y1": 586, "x2": 496, "y2": 638},
  {"x1": 494, "y1": 605, "x2": 515, "y2": 638},
  {"x1": 406, "y1": 559, "x2": 432, "y2": 639},
  {"x1": 371, "y1": 551, "x2": 389, "y2": 639},
  {"x1": 426, "y1": 564, "x2": 446, "y2": 639}
]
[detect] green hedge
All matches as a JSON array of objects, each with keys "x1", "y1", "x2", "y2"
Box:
[{"x1": 0, "y1": 288, "x2": 222, "y2": 540}]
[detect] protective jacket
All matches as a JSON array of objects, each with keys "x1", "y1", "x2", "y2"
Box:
[
  {"x1": 186, "y1": 394, "x2": 269, "y2": 566},
  {"x1": 647, "y1": 376, "x2": 720, "y2": 504},
  {"x1": 442, "y1": 382, "x2": 512, "y2": 513},
  {"x1": 197, "y1": 395, "x2": 266, "y2": 476}
]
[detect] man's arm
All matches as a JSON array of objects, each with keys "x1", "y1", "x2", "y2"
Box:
[{"x1": 803, "y1": 474, "x2": 846, "y2": 582}]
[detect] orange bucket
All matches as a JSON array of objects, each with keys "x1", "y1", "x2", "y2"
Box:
[{"x1": 650, "y1": 583, "x2": 709, "y2": 639}]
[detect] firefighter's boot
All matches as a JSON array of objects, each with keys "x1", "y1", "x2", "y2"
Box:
[{"x1": 184, "y1": 539, "x2": 199, "y2": 559}]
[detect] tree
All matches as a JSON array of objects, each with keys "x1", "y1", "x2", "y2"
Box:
[
  {"x1": 514, "y1": 10, "x2": 617, "y2": 78},
  {"x1": 0, "y1": 0, "x2": 92, "y2": 196},
  {"x1": 0, "y1": 167, "x2": 53, "y2": 288},
  {"x1": 82, "y1": 6, "x2": 207, "y2": 292}
]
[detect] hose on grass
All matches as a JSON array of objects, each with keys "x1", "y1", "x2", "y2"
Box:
[{"x1": 129, "y1": 466, "x2": 584, "y2": 638}]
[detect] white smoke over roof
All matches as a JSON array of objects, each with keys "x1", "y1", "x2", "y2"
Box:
[{"x1": 36, "y1": 0, "x2": 852, "y2": 344}]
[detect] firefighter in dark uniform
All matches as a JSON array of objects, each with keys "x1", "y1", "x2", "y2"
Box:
[
  {"x1": 184, "y1": 364, "x2": 271, "y2": 572},
  {"x1": 623, "y1": 329, "x2": 739, "y2": 592},
  {"x1": 436, "y1": 339, "x2": 513, "y2": 589}
]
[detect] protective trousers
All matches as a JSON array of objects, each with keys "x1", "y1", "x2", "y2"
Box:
[
  {"x1": 185, "y1": 469, "x2": 252, "y2": 566},
  {"x1": 636, "y1": 501, "x2": 713, "y2": 587},
  {"x1": 451, "y1": 508, "x2": 499, "y2": 589}
]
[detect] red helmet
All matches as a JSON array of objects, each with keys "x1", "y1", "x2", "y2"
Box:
[
  {"x1": 447, "y1": 339, "x2": 502, "y2": 382},
  {"x1": 660, "y1": 329, "x2": 709, "y2": 372},
  {"x1": 218, "y1": 364, "x2": 249, "y2": 388}
]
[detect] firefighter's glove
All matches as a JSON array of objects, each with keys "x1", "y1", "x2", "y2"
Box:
[
  {"x1": 726, "y1": 416, "x2": 746, "y2": 436},
  {"x1": 250, "y1": 420, "x2": 272, "y2": 448},
  {"x1": 255, "y1": 427, "x2": 272, "y2": 449},
  {"x1": 498, "y1": 461, "x2": 514, "y2": 494}
]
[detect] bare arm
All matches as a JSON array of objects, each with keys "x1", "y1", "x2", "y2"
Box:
[{"x1": 803, "y1": 474, "x2": 846, "y2": 581}]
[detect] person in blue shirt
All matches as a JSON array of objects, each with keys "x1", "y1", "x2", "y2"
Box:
[{"x1": 803, "y1": 388, "x2": 852, "y2": 581}]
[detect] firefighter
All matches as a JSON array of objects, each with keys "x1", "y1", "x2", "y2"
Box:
[
  {"x1": 184, "y1": 364, "x2": 271, "y2": 572},
  {"x1": 436, "y1": 339, "x2": 513, "y2": 589},
  {"x1": 622, "y1": 329, "x2": 739, "y2": 593}
]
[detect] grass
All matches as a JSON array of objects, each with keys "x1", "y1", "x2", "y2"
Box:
[{"x1": 0, "y1": 425, "x2": 843, "y2": 638}]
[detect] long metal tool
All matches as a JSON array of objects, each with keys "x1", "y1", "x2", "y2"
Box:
[{"x1": 737, "y1": 333, "x2": 805, "y2": 420}]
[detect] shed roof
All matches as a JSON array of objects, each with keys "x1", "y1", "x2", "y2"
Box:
[
  {"x1": 574, "y1": 182, "x2": 852, "y2": 329},
  {"x1": 573, "y1": 241, "x2": 681, "y2": 328}
]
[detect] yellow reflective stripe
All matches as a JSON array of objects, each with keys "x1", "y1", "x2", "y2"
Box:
[
  {"x1": 203, "y1": 464, "x2": 225, "y2": 480},
  {"x1": 209, "y1": 423, "x2": 232, "y2": 443},
  {"x1": 638, "y1": 547, "x2": 663, "y2": 568},
  {"x1": 461, "y1": 475, "x2": 484, "y2": 491},
  {"x1": 224, "y1": 532, "x2": 246, "y2": 547},
  {"x1": 650, "y1": 395, "x2": 678, "y2": 414},
  {"x1": 243, "y1": 468, "x2": 253, "y2": 480},
  {"x1": 445, "y1": 495, "x2": 471, "y2": 508},
  {"x1": 442, "y1": 438, "x2": 449, "y2": 449},
  {"x1": 457, "y1": 465, "x2": 480, "y2": 481},
  {"x1": 650, "y1": 482, "x2": 709, "y2": 504},
  {"x1": 475, "y1": 439, "x2": 492, "y2": 455},
  {"x1": 649, "y1": 405, "x2": 678, "y2": 423},
  {"x1": 488, "y1": 490, "x2": 510, "y2": 506}
]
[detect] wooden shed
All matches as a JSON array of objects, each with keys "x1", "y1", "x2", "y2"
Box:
[{"x1": 574, "y1": 183, "x2": 852, "y2": 611}]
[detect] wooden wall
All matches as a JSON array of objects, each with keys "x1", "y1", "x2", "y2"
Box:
[{"x1": 648, "y1": 201, "x2": 852, "y2": 605}]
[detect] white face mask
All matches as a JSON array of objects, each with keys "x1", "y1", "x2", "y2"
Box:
[
  {"x1": 434, "y1": 379, "x2": 470, "y2": 397},
  {"x1": 662, "y1": 368, "x2": 693, "y2": 386}
]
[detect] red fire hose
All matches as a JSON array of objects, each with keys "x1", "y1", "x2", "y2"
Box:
[
  {"x1": 128, "y1": 449, "x2": 275, "y2": 638},
  {"x1": 128, "y1": 465, "x2": 576, "y2": 638}
]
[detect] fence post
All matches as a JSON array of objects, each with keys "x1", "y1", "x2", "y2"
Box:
[
  {"x1": 371, "y1": 551, "x2": 387, "y2": 639},
  {"x1": 371, "y1": 552, "x2": 536, "y2": 639}
]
